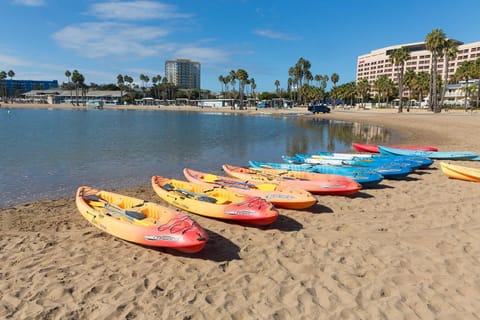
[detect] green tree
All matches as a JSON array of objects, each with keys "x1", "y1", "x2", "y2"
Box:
[
  {"x1": 71, "y1": 70, "x2": 83, "y2": 106},
  {"x1": 218, "y1": 75, "x2": 225, "y2": 96},
  {"x1": 440, "y1": 39, "x2": 460, "y2": 107},
  {"x1": 389, "y1": 46, "x2": 410, "y2": 112},
  {"x1": 356, "y1": 78, "x2": 370, "y2": 108},
  {"x1": 455, "y1": 60, "x2": 475, "y2": 111},
  {"x1": 403, "y1": 69, "x2": 416, "y2": 111},
  {"x1": 274, "y1": 80, "x2": 280, "y2": 96},
  {"x1": 236, "y1": 69, "x2": 248, "y2": 109},
  {"x1": 425, "y1": 28, "x2": 447, "y2": 113},
  {"x1": 330, "y1": 73, "x2": 339, "y2": 107},
  {"x1": 229, "y1": 70, "x2": 237, "y2": 101},
  {"x1": 0, "y1": 71, "x2": 6, "y2": 101},
  {"x1": 414, "y1": 71, "x2": 430, "y2": 107}
]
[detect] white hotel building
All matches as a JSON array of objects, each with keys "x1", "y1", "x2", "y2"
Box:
[{"x1": 356, "y1": 41, "x2": 480, "y2": 103}]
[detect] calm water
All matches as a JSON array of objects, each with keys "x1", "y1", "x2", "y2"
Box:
[{"x1": 0, "y1": 108, "x2": 393, "y2": 207}]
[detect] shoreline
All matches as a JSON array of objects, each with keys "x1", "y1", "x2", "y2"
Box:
[{"x1": 1, "y1": 105, "x2": 480, "y2": 319}]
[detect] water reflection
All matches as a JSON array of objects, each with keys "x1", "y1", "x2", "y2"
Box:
[{"x1": 285, "y1": 118, "x2": 393, "y2": 155}]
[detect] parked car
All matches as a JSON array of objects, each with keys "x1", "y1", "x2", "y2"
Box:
[{"x1": 308, "y1": 104, "x2": 331, "y2": 114}]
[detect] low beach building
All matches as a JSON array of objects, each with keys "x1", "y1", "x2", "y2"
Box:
[{"x1": 21, "y1": 89, "x2": 126, "y2": 105}]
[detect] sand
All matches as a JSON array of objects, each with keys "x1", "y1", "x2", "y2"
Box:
[{"x1": 1, "y1": 105, "x2": 480, "y2": 319}]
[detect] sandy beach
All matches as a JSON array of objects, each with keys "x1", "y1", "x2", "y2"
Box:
[{"x1": 1, "y1": 105, "x2": 480, "y2": 319}]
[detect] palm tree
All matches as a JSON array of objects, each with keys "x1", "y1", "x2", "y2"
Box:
[
  {"x1": 124, "y1": 75, "x2": 134, "y2": 103},
  {"x1": 439, "y1": 39, "x2": 460, "y2": 108},
  {"x1": 274, "y1": 80, "x2": 280, "y2": 96},
  {"x1": 236, "y1": 69, "x2": 248, "y2": 110},
  {"x1": 218, "y1": 75, "x2": 225, "y2": 96},
  {"x1": 0, "y1": 71, "x2": 6, "y2": 101},
  {"x1": 403, "y1": 69, "x2": 416, "y2": 111},
  {"x1": 330, "y1": 73, "x2": 339, "y2": 107},
  {"x1": 7, "y1": 70, "x2": 15, "y2": 99},
  {"x1": 229, "y1": 70, "x2": 237, "y2": 102},
  {"x1": 356, "y1": 78, "x2": 370, "y2": 108},
  {"x1": 374, "y1": 75, "x2": 389, "y2": 105},
  {"x1": 71, "y1": 70, "x2": 83, "y2": 106},
  {"x1": 425, "y1": 28, "x2": 447, "y2": 113},
  {"x1": 414, "y1": 71, "x2": 430, "y2": 107},
  {"x1": 65, "y1": 70, "x2": 72, "y2": 104},
  {"x1": 455, "y1": 60, "x2": 475, "y2": 111},
  {"x1": 117, "y1": 74, "x2": 125, "y2": 105},
  {"x1": 389, "y1": 46, "x2": 410, "y2": 112},
  {"x1": 472, "y1": 58, "x2": 480, "y2": 110},
  {"x1": 250, "y1": 78, "x2": 256, "y2": 104}
]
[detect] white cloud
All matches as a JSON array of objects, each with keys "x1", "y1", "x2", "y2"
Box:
[
  {"x1": 52, "y1": 22, "x2": 170, "y2": 58},
  {"x1": 89, "y1": 1, "x2": 191, "y2": 20},
  {"x1": 13, "y1": 0, "x2": 45, "y2": 6},
  {"x1": 253, "y1": 29, "x2": 299, "y2": 41},
  {"x1": 0, "y1": 53, "x2": 31, "y2": 67}
]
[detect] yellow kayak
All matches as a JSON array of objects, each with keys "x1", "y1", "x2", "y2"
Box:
[
  {"x1": 183, "y1": 168, "x2": 317, "y2": 210},
  {"x1": 75, "y1": 186, "x2": 208, "y2": 253},
  {"x1": 440, "y1": 162, "x2": 480, "y2": 182},
  {"x1": 151, "y1": 176, "x2": 279, "y2": 226}
]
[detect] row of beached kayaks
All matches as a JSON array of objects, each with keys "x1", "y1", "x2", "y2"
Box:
[
  {"x1": 352, "y1": 143, "x2": 480, "y2": 181},
  {"x1": 76, "y1": 143, "x2": 479, "y2": 253}
]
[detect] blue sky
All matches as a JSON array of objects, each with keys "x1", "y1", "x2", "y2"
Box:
[{"x1": 1, "y1": 0, "x2": 479, "y2": 93}]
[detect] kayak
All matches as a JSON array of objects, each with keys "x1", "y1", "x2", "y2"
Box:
[
  {"x1": 378, "y1": 146, "x2": 479, "y2": 160},
  {"x1": 249, "y1": 160, "x2": 384, "y2": 186},
  {"x1": 222, "y1": 164, "x2": 362, "y2": 196},
  {"x1": 353, "y1": 143, "x2": 438, "y2": 153},
  {"x1": 314, "y1": 151, "x2": 433, "y2": 169},
  {"x1": 440, "y1": 162, "x2": 480, "y2": 182},
  {"x1": 151, "y1": 176, "x2": 278, "y2": 226},
  {"x1": 75, "y1": 186, "x2": 208, "y2": 253},
  {"x1": 183, "y1": 168, "x2": 317, "y2": 210},
  {"x1": 288, "y1": 154, "x2": 412, "y2": 179}
]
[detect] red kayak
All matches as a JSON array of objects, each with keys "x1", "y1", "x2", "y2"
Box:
[{"x1": 353, "y1": 143, "x2": 438, "y2": 153}]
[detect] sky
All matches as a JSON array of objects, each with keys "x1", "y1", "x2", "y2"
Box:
[{"x1": 1, "y1": 0, "x2": 480, "y2": 93}]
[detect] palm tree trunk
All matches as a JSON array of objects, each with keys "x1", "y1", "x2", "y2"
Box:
[
  {"x1": 440, "y1": 56, "x2": 449, "y2": 108},
  {"x1": 464, "y1": 80, "x2": 469, "y2": 111}
]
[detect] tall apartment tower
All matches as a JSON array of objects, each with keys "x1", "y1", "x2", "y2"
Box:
[{"x1": 165, "y1": 59, "x2": 201, "y2": 90}]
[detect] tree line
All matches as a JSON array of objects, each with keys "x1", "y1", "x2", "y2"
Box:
[{"x1": 2, "y1": 27, "x2": 479, "y2": 110}]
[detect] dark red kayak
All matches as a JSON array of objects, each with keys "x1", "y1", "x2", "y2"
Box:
[{"x1": 353, "y1": 143, "x2": 438, "y2": 153}]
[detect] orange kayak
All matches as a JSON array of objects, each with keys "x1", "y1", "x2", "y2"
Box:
[
  {"x1": 75, "y1": 186, "x2": 208, "y2": 253},
  {"x1": 183, "y1": 168, "x2": 317, "y2": 210},
  {"x1": 222, "y1": 164, "x2": 362, "y2": 196},
  {"x1": 151, "y1": 176, "x2": 279, "y2": 226}
]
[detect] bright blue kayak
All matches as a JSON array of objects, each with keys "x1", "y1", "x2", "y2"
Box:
[
  {"x1": 378, "y1": 146, "x2": 479, "y2": 160},
  {"x1": 313, "y1": 152, "x2": 433, "y2": 169},
  {"x1": 285, "y1": 154, "x2": 412, "y2": 179},
  {"x1": 249, "y1": 160, "x2": 384, "y2": 186}
]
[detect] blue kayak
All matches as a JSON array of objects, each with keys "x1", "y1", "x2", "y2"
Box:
[
  {"x1": 249, "y1": 160, "x2": 384, "y2": 186},
  {"x1": 313, "y1": 152, "x2": 433, "y2": 169},
  {"x1": 378, "y1": 146, "x2": 479, "y2": 160},
  {"x1": 285, "y1": 154, "x2": 412, "y2": 179}
]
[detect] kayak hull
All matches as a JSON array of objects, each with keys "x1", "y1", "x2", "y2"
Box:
[{"x1": 76, "y1": 186, "x2": 208, "y2": 253}]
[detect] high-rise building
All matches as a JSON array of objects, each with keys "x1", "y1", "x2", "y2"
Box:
[
  {"x1": 165, "y1": 59, "x2": 201, "y2": 90},
  {"x1": 357, "y1": 40, "x2": 480, "y2": 89}
]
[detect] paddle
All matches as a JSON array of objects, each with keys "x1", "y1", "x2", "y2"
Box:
[
  {"x1": 161, "y1": 183, "x2": 220, "y2": 204},
  {"x1": 202, "y1": 174, "x2": 277, "y2": 191},
  {"x1": 83, "y1": 194, "x2": 148, "y2": 221}
]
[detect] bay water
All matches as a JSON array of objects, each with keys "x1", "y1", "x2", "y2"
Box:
[{"x1": 0, "y1": 108, "x2": 392, "y2": 207}]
